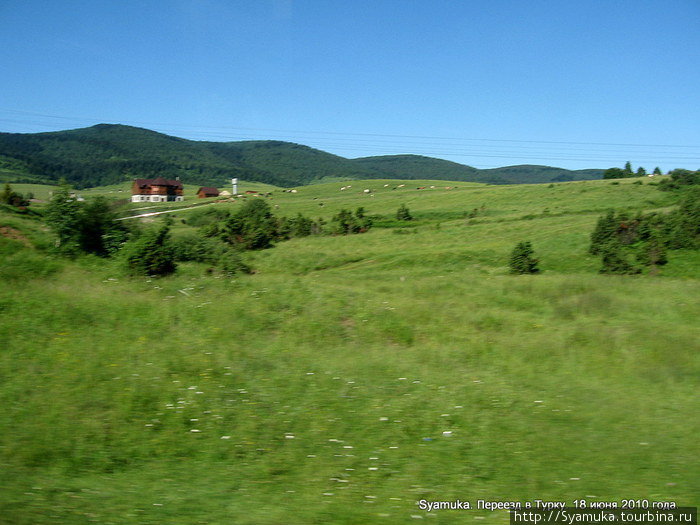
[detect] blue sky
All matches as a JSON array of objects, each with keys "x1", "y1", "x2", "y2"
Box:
[{"x1": 1, "y1": 0, "x2": 699, "y2": 171}]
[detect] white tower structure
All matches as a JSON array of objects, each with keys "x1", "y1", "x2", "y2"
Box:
[{"x1": 232, "y1": 178, "x2": 238, "y2": 195}]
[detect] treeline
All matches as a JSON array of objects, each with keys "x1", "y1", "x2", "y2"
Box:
[
  {"x1": 0, "y1": 127, "x2": 295, "y2": 189},
  {"x1": 603, "y1": 161, "x2": 663, "y2": 179},
  {"x1": 1, "y1": 124, "x2": 611, "y2": 190}
]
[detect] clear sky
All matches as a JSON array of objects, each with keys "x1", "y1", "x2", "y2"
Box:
[{"x1": 1, "y1": 0, "x2": 699, "y2": 171}]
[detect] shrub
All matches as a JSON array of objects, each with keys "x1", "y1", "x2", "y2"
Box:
[
  {"x1": 330, "y1": 209, "x2": 371, "y2": 235},
  {"x1": 217, "y1": 249, "x2": 251, "y2": 276},
  {"x1": 396, "y1": 204, "x2": 413, "y2": 221},
  {"x1": 45, "y1": 183, "x2": 128, "y2": 256},
  {"x1": 122, "y1": 224, "x2": 176, "y2": 277},
  {"x1": 0, "y1": 183, "x2": 29, "y2": 207},
  {"x1": 76, "y1": 197, "x2": 129, "y2": 256},
  {"x1": 171, "y1": 234, "x2": 223, "y2": 263},
  {"x1": 636, "y1": 233, "x2": 667, "y2": 268},
  {"x1": 44, "y1": 182, "x2": 82, "y2": 253},
  {"x1": 599, "y1": 243, "x2": 640, "y2": 274},
  {"x1": 509, "y1": 241, "x2": 540, "y2": 274},
  {"x1": 222, "y1": 199, "x2": 277, "y2": 250},
  {"x1": 186, "y1": 207, "x2": 231, "y2": 227}
]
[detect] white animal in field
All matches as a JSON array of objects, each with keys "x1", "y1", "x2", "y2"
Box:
[{"x1": 364, "y1": 189, "x2": 371, "y2": 193}]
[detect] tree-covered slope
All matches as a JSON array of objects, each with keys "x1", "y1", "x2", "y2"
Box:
[
  {"x1": 0, "y1": 125, "x2": 271, "y2": 188},
  {"x1": 478, "y1": 164, "x2": 604, "y2": 184},
  {"x1": 0, "y1": 124, "x2": 603, "y2": 188},
  {"x1": 205, "y1": 140, "x2": 373, "y2": 185},
  {"x1": 352, "y1": 154, "x2": 481, "y2": 181}
]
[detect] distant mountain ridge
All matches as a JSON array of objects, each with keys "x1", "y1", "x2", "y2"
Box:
[{"x1": 0, "y1": 124, "x2": 604, "y2": 188}]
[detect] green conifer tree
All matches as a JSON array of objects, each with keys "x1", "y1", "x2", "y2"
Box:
[
  {"x1": 599, "y1": 243, "x2": 639, "y2": 274},
  {"x1": 623, "y1": 161, "x2": 633, "y2": 177},
  {"x1": 509, "y1": 241, "x2": 540, "y2": 274},
  {"x1": 396, "y1": 204, "x2": 413, "y2": 221},
  {"x1": 637, "y1": 232, "x2": 668, "y2": 270},
  {"x1": 0, "y1": 183, "x2": 13, "y2": 204},
  {"x1": 589, "y1": 210, "x2": 618, "y2": 255}
]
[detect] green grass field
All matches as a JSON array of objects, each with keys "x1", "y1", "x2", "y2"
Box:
[{"x1": 0, "y1": 176, "x2": 698, "y2": 524}]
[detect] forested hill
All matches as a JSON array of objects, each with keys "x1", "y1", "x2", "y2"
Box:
[
  {"x1": 353, "y1": 154, "x2": 480, "y2": 181},
  {"x1": 0, "y1": 124, "x2": 604, "y2": 188}
]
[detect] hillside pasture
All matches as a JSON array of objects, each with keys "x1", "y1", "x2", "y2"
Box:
[{"x1": 0, "y1": 176, "x2": 697, "y2": 524}]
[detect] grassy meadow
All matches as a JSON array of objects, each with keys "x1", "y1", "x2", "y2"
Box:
[{"x1": 0, "y1": 176, "x2": 698, "y2": 524}]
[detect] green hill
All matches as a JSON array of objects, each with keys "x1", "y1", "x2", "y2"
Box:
[
  {"x1": 0, "y1": 124, "x2": 604, "y2": 188},
  {"x1": 352, "y1": 154, "x2": 481, "y2": 181},
  {"x1": 479, "y1": 164, "x2": 607, "y2": 184}
]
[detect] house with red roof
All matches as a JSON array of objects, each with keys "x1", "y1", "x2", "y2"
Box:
[{"x1": 131, "y1": 177, "x2": 184, "y2": 203}]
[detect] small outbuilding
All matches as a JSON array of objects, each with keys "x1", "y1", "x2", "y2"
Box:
[{"x1": 197, "y1": 187, "x2": 220, "y2": 198}]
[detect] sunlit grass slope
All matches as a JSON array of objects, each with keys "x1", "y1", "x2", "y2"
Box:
[{"x1": 0, "y1": 176, "x2": 697, "y2": 524}]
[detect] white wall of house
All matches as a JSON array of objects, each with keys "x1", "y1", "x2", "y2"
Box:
[{"x1": 131, "y1": 194, "x2": 184, "y2": 202}]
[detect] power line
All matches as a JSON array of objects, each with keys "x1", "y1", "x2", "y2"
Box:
[
  {"x1": 2, "y1": 117, "x2": 697, "y2": 163},
  {"x1": 2, "y1": 108, "x2": 699, "y2": 149}
]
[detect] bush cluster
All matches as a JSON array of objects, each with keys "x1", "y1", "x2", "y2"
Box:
[
  {"x1": 0, "y1": 183, "x2": 30, "y2": 208},
  {"x1": 202, "y1": 199, "x2": 371, "y2": 249},
  {"x1": 589, "y1": 187, "x2": 699, "y2": 273},
  {"x1": 45, "y1": 183, "x2": 129, "y2": 256},
  {"x1": 330, "y1": 208, "x2": 372, "y2": 234},
  {"x1": 122, "y1": 224, "x2": 177, "y2": 277},
  {"x1": 658, "y1": 169, "x2": 700, "y2": 191}
]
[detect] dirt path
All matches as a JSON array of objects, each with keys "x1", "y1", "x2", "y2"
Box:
[
  {"x1": 115, "y1": 202, "x2": 219, "y2": 221},
  {"x1": 0, "y1": 226, "x2": 31, "y2": 246}
]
